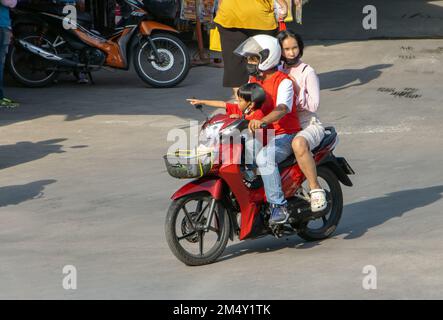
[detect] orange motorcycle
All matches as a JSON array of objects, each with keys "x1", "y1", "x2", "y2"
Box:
[{"x1": 7, "y1": 0, "x2": 190, "y2": 88}]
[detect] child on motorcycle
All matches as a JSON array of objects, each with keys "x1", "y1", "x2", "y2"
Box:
[
  {"x1": 187, "y1": 82, "x2": 266, "y2": 120},
  {"x1": 277, "y1": 30, "x2": 327, "y2": 212},
  {"x1": 187, "y1": 83, "x2": 267, "y2": 183}
]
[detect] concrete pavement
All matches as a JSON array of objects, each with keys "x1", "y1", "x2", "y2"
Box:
[
  {"x1": 290, "y1": 0, "x2": 443, "y2": 40},
  {"x1": 0, "y1": 39, "x2": 443, "y2": 299}
]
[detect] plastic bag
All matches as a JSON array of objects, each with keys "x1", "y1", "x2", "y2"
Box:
[
  {"x1": 274, "y1": 0, "x2": 293, "y2": 23},
  {"x1": 209, "y1": 26, "x2": 222, "y2": 52}
]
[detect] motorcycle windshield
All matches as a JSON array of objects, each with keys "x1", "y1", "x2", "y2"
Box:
[{"x1": 198, "y1": 122, "x2": 223, "y2": 151}]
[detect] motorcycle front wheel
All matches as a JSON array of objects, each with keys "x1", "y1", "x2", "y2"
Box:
[
  {"x1": 165, "y1": 193, "x2": 230, "y2": 266},
  {"x1": 134, "y1": 33, "x2": 190, "y2": 88}
]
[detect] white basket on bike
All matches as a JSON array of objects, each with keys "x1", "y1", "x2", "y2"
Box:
[{"x1": 163, "y1": 149, "x2": 214, "y2": 179}]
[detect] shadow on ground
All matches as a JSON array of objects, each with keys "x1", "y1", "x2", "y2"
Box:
[
  {"x1": 1, "y1": 61, "x2": 394, "y2": 126},
  {"x1": 0, "y1": 179, "x2": 57, "y2": 207},
  {"x1": 0, "y1": 138, "x2": 67, "y2": 170},
  {"x1": 319, "y1": 64, "x2": 392, "y2": 91},
  {"x1": 218, "y1": 185, "x2": 443, "y2": 262}
]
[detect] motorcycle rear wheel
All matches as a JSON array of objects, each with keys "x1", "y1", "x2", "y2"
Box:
[
  {"x1": 7, "y1": 33, "x2": 58, "y2": 88},
  {"x1": 165, "y1": 193, "x2": 230, "y2": 266},
  {"x1": 297, "y1": 166, "x2": 343, "y2": 241}
]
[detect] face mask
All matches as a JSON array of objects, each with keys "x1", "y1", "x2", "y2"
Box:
[
  {"x1": 283, "y1": 56, "x2": 300, "y2": 66},
  {"x1": 246, "y1": 63, "x2": 260, "y2": 76}
]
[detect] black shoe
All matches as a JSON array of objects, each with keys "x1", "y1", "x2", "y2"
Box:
[{"x1": 243, "y1": 176, "x2": 262, "y2": 189}]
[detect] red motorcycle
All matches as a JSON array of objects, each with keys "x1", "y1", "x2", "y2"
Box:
[{"x1": 164, "y1": 110, "x2": 354, "y2": 266}]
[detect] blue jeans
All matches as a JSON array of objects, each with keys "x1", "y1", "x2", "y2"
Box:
[
  {"x1": 0, "y1": 27, "x2": 11, "y2": 100},
  {"x1": 243, "y1": 132, "x2": 263, "y2": 169},
  {"x1": 256, "y1": 133, "x2": 296, "y2": 206}
]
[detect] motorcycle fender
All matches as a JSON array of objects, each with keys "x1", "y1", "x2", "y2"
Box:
[
  {"x1": 171, "y1": 177, "x2": 224, "y2": 201},
  {"x1": 319, "y1": 154, "x2": 354, "y2": 187},
  {"x1": 139, "y1": 21, "x2": 179, "y2": 36},
  {"x1": 171, "y1": 178, "x2": 238, "y2": 241}
]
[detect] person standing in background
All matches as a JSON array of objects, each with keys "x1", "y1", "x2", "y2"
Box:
[
  {"x1": 214, "y1": 0, "x2": 288, "y2": 100},
  {"x1": 0, "y1": 0, "x2": 18, "y2": 108}
]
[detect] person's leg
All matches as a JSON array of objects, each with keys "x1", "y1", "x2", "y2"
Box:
[
  {"x1": 293, "y1": 124, "x2": 327, "y2": 211},
  {"x1": 256, "y1": 134, "x2": 295, "y2": 223},
  {"x1": 216, "y1": 24, "x2": 249, "y2": 90},
  {"x1": 0, "y1": 27, "x2": 5, "y2": 101},
  {"x1": 0, "y1": 28, "x2": 17, "y2": 108},
  {"x1": 292, "y1": 136, "x2": 321, "y2": 190},
  {"x1": 77, "y1": 71, "x2": 89, "y2": 84},
  {"x1": 243, "y1": 133, "x2": 263, "y2": 182}
]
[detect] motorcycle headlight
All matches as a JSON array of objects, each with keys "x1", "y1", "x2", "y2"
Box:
[
  {"x1": 220, "y1": 125, "x2": 239, "y2": 137},
  {"x1": 200, "y1": 123, "x2": 223, "y2": 142}
]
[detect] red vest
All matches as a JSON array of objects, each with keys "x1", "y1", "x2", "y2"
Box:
[{"x1": 250, "y1": 71, "x2": 301, "y2": 135}]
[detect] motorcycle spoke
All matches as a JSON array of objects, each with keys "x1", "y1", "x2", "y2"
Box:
[
  {"x1": 198, "y1": 231, "x2": 204, "y2": 256},
  {"x1": 196, "y1": 202, "x2": 209, "y2": 222},
  {"x1": 322, "y1": 216, "x2": 327, "y2": 225},
  {"x1": 178, "y1": 231, "x2": 197, "y2": 241},
  {"x1": 196, "y1": 200, "x2": 203, "y2": 215},
  {"x1": 142, "y1": 49, "x2": 153, "y2": 60},
  {"x1": 208, "y1": 226, "x2": 218, "y2": 233},
  {"x1": 158, "y1": 40, "x2": 173, "y2": 53},
  {"x1": 182, "y1": 206, "x2": 195, "y2": 227}
]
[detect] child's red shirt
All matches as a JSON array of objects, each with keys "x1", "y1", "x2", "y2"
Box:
[{"x1": 225, "y1": 103, "x2": 264, "y2": 120}]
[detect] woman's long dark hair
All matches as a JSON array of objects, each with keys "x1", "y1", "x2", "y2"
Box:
[{"x1": 276, "y1": 29, "x2": 304, "y2": 59}]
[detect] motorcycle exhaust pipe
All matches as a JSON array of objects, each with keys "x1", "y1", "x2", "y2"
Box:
[{"x1": 18, "y1": 39, "x2": 85, "y2": 68}]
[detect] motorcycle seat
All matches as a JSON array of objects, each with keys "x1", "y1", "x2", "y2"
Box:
[
  {"x1": 311, "y1": 126, "x2": 337, "y2": 154},
  {"x1": 278, "y1": 154, "x2": 296, "y2": 171},
  {"x1": 278, "y1": 126, "x2": 337, "y2": 171}
]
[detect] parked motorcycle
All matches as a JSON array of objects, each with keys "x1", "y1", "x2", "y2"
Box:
[
  {"x1": 163, "y1": 108, "x2": 355, "y2": 266},
  {"x1": 7, "y1": 0, "x2": 190, "y2": 88}
]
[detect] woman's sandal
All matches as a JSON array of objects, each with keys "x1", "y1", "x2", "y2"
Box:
[{"x1": 309, "y1": 189, "x2": 327, "y2": 212}]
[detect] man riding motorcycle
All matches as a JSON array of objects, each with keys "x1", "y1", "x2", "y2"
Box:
[{"x1": 234, "y1": 34, "x2": 301, "y2": 225}]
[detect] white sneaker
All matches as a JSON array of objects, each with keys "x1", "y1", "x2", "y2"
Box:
[{"x1": 310, "y1": 189, "x2": 327, "y2": 212}]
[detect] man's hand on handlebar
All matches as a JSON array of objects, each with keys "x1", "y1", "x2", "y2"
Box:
[{"x1": 248, "y1": 119, "x2": 267, "y2": 132}]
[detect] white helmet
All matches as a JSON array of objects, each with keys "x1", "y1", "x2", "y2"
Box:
[{"x1": 234, "y1": 34, "x2": 281, "y2": 71}]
